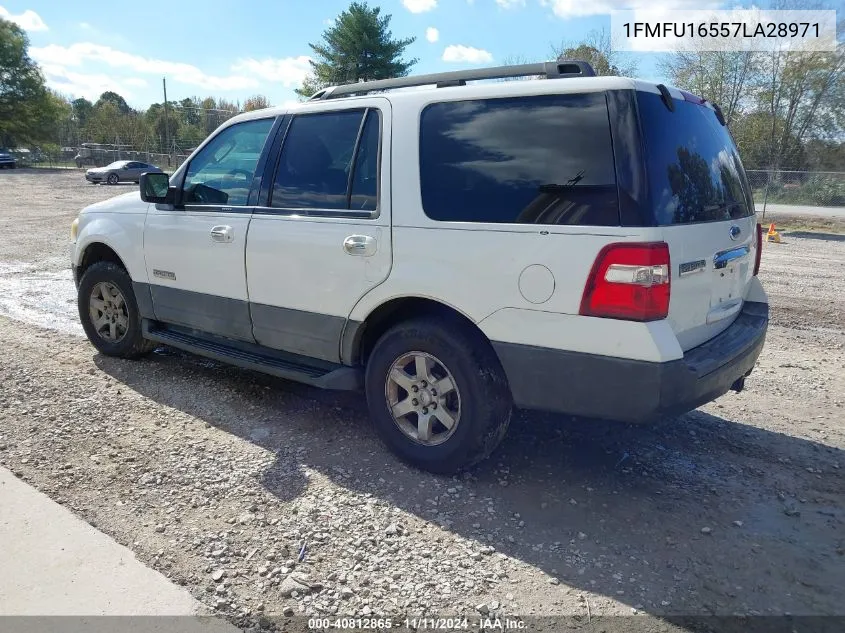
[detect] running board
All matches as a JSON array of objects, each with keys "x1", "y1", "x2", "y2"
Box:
[{"x1": 142, "y1": 320, "x2": 360, "y2": 390}]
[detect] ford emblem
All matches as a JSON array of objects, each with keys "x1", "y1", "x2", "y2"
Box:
[{"x1": 729, "y1": 225, "x2": 741, "y2": 241}]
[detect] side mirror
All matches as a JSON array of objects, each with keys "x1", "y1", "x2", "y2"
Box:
[{"x1": 140, "y1": 172, "x2": 176, "y2": 204}]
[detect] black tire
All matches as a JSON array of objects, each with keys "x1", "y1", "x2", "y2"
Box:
[
  {"x1": 107, "y1": 172, "x2": 119, "y2": 185},
  {"x1": 77, "y1": 262, "x2": 155, "y2": 358},
  {"x1": 365, "y1": 317, "x2": 512, "y2": 474}
]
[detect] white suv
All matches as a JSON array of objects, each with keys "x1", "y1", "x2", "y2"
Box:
[{"x1": 70, "y1": 60, "x2": 768, "y2": 473}]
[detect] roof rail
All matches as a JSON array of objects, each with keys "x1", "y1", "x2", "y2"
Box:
[{"x1": 308, "y1": 59, "x2": 596, "y2": 101}]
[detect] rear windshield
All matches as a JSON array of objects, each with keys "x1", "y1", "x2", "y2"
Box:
[{"x1": 637, "y1": 91, "x2": 754, "y2": 225}]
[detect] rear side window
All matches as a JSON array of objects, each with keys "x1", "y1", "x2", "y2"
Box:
[
  {"x1": 637, "y1": 91, "x2": 754, "y2": 225},
  {"x1": 271, "y1": 109, "x2": 380, "y2": 211},
  {"x1": 419, "y1": 93, "x2": 619, "y2": 225}
]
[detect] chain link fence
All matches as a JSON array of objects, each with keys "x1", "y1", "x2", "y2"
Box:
[
  {"x1": 747, "y1": 170, "x2": 845, "y2": 215},
  {"x1": 22, "y1": 105, "x2": 242, "y2": 173}
]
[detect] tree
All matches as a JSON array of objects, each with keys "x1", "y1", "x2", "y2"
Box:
[
  {"x1": 71, "y1": 98, "x2": 94, "y2": 128},
  {"x1": 755, "y1": 43, "x2": 844, "y2": 172},
  {"x1": 296, "y1": 1, "x2": 417, "y2": 98},
  {"x1": 179, "y1": 97, "x2": 200, "y2": 126},
  {"x1": 244, "y1": 95, "x2": 271, "y2": 111},
  {"x1": 95, "y1": 90, "x2": 131, "y2": 115},
  {"x1": 0, "y1": 18, "x2": 61, "y2": 147},
  {"x1": 552, "y1": 28, "x2": 639, "y2": 77},
  {"x1": 659, "y1": 49, "x2": 757, "y2": 127}
]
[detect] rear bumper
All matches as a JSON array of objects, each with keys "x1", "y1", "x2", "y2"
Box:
[{"x1": 493, "y1": 301, "x2": 768, "y2": 423}]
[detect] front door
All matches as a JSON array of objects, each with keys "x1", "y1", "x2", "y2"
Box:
[
  {"x1": 246, "y1": 101, "x2": 392, "y2": 362},
  {"x1": 143, "y1": 117, "x2": 277, "y2": 341}
]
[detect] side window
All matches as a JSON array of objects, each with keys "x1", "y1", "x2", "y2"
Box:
[
  {"x1": 349, "y1": 110, "x2": 380, "y2": 211},
  {"x1": 419, "y1": 94, "x2": 619, "y2": 225},
  {"x1": 270, "y1": 109, "x2": 380, "y2": 211},
  {"x1": 182, "y1": 118, "x2": 274, "y2": 207}
]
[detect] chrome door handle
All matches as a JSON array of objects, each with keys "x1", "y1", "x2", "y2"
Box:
[
  {"x1": 343, "y1": 235, "x2": 376, "y2": 256},
  {"x1": 713, "y1": 245, "x2": 750, "y2": 269},
  {"x1": 210, "y1": 225, "x2": 233, "y2": 243}
]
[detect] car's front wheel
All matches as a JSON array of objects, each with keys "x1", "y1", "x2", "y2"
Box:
[
  {"x1": 365, "y1": 317, "x2": 512, "y2": 474},
  {"x1": 107, "y1": 173, "x2": 119, "y2": 185},
  {"x1": 77, "y1": 262, "x2": 155, "y2": 358}
]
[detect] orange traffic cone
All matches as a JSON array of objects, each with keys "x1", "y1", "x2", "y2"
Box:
[{"x1": 766, "y1": 222, "x2": 781, "y2": 243}]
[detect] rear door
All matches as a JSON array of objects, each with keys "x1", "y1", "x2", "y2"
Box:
[{"x1": 636, "y1": 89, "x2": 758, "y2": 351}]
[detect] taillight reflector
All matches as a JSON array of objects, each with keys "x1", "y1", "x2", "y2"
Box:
[
  {"x1": 753, "y1": 222, "x2": 763, "y2": 276},
  {"x1": 580, "y1": 242, "x2": 671, "y2": 322}
]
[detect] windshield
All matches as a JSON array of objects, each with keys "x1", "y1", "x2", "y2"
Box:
[
  {"x1": 105, "y1": 161, "x2": 128, "y2": 169},
  {"x1": 637, "y1": 91, "x2": 754, "y2": 226}
]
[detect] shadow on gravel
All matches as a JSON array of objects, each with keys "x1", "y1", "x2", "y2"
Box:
[
  {"x1": 785, "y1": 231, "x2": 845, "y2": 243},
  {"x1": 95, "y1": 349, "x2": 845, "y2": 616}
]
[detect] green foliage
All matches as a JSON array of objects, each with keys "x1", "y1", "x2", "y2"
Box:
[
  {"x1": 0, "y1": 18, "x2": 62, "y2": 147},
  {"x1": 71, "y1": 98, "x2": 94, "y2": 127},
  {"x1": 762, "y1": 177, "x2": 845, "y2": 207},
  {"x1": 296, "y1": 1, "x2": 417, "y2": 98},
  {"x1": 95, "y1": 90, "x2": 131, "y2": 114}
]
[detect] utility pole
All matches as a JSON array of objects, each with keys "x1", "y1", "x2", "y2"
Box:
[{"x1": 162, "y1": 77, "x2": 171, "y2": 165}]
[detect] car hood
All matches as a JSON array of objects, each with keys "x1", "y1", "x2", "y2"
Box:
[
  {"x1": 80, "y1": 190, "x2": 145, "y2": 215},
  {"x1": 87, "y1": 167, "x2": 110, "y2": 173}
]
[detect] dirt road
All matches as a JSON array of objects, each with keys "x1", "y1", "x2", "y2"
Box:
[{"x1": 1, "y1": 170, "x2": 843, "y2": 629}]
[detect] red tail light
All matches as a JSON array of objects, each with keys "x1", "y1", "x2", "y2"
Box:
[
  {"x1": 580, "y1": 242, "x2": 671, "y2": 321},
  {"x1": 753, "y1": 222, "x2": 763, "y2": 276}
]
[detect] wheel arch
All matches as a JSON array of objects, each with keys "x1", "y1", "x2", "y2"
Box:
[
  {"x1": 342, "y1": 296, "x2": 496, "y2": 368},
  {"x1": 76, "y1": 242, "x2": 129, "y2": 284}
]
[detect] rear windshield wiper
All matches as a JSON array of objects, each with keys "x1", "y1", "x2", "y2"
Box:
[{"x1": 538, "y1": 171, "x2": 585, "y2": 193}]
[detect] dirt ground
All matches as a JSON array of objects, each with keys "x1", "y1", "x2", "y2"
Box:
[{"x1": 0, "y1": 170, "x2": 844, "y2": 629}]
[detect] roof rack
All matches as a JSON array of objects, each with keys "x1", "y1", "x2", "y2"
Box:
[{"x1": 308, "y1": 59, "x2": 596, "y2": 101}]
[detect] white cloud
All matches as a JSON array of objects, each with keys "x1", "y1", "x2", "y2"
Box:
[
  {"x1": 540, "y1": 0, "x2": 720, "y2": 19},
  {"x1": 425, "y1": 27, "x2": 439, "y2": 43},
  {"x1": 123, "y1": 77, "x2": 148, "y2": 87},
  {"x1": 496, "y1": 0, "x2": 526, "y2": 8},
  {"x1": 39, "y1": 64, "x2": 139, "y2": 101},
  {"x1": 232, "y1": 56, "x2": 312, "y2": 88},
  {"x1": 30, "y1": 43, "x2": 260, "y2": 91},
  {"x1": 402, "y1": 0, "x2": 437, "y2": 14},
  {"x1": 0, "y1": 6, "x2": 47, "y2": 31},
  {"x1": 442, "y1": 45, "x2": 493, "y2": 63}
]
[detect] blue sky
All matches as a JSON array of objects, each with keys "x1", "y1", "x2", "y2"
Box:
[{"x1": 3, "y1": 0, "x2": 747, "y2": 109}]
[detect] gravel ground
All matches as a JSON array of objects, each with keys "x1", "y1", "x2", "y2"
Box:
[{"x1": 1, "y1": 170, "x2": 844, "y2": 629}]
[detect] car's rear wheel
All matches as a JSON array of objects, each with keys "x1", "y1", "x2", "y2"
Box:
[
  {"x1": 365, "y1": 317, "x2": 512, "y2": 474},
  {"x1": 107, "y1": 173, "x2": 119, "y2": 185},
  {"x1": 77, "y1": 262, "x2": 155, "y2": 358}
]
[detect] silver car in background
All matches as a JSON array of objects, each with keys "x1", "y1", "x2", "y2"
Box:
[{"x1": 85, "y1": 161, "x2": 163, "y2": 185}]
